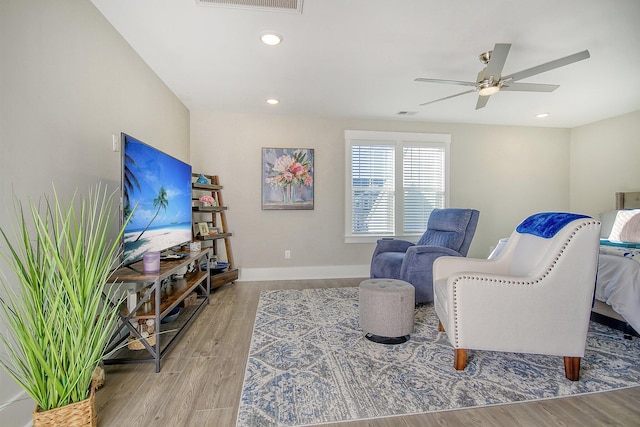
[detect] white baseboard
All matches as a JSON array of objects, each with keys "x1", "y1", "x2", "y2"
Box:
[{"x1": 238, "y1": 264, "x2": 369, "y2": 281}]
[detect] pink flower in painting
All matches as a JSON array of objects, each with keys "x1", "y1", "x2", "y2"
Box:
[
  {"x1": 290, "y1": 162, "x2": 304, "y2": 176},
  {"x1": 265, "y1": 150, "x2": 313, "y2": 189}
]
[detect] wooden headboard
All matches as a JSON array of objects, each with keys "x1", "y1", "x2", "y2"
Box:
[{"x1": 615, "y1": 192, "x2": 640, "y2": 209}]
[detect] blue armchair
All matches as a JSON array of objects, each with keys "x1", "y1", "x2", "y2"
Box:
[{"x1": 370, "y1": 208, "x2": 480, "y2": 303}]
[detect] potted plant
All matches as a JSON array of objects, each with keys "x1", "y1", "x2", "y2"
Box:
[
  {"x1": 199, "y1": 195, "x2": 215, "y2": 207},
  {"x1": 0, "y1": 184, "x2": 129, "y2": 426}
]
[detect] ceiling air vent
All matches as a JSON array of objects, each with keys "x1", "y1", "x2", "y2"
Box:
[{"x1": 195, "y1": 0, "x2": 303, "y2": 13}]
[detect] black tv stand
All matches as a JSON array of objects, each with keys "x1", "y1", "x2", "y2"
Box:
[{"x1": 104, "y1": 249, "x2": 210, "y2": 372}]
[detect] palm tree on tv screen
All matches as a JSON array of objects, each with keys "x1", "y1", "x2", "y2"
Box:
[
  {"x1": 123, "y1": 152, "x2": 141, "y2": 218},
  {"x1": 134, "y1": 186, "x2": 169, "y2": 242}
]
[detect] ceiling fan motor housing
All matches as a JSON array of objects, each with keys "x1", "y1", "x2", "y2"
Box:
[{"x1": 479, "y1": 50, "x2": 492, "y2": 64}]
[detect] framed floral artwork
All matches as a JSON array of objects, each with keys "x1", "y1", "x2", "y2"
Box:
[{"x1": 262, "y1": 148, "x2": 314, "y2": 210}]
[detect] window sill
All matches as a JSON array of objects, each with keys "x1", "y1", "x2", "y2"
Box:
[{"x1": 344, "y1": 235, "x2": 420, "y2": 244}]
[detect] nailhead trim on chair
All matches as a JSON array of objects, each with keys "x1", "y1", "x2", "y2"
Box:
[{"x1": 450, "y1": 220, "x2": 599, "y2": 347}]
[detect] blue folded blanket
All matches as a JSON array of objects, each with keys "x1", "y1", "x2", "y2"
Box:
[{"x1": 516, "y1": 212, "x2": 589, "y2": 238}]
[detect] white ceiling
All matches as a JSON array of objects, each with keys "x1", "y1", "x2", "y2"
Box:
[{"x1": 90, "y1": 0, "x2": 640, "y2": 128}]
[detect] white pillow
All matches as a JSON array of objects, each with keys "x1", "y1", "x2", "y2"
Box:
[
  {"x1": 599, "y1": 210, "x2": 619, "y2": 238},
  {"x1": 608, "y1": 209, "x2": 640, "y2": 242}
]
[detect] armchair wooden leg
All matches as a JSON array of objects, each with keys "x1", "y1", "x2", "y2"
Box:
[
  {"x1": 564, "y1": 356, "x2": 581, "y2": 381},
  {"x1": 454, "y1": 349, "x2": 467, "y2": 371},
  {"x1": 438, "y1": 321, "x2": 445, "y2": 332}
]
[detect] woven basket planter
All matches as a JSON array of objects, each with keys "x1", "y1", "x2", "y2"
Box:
[{"x1": 33, "y1": 387, "x2": 96, "y2": 427}]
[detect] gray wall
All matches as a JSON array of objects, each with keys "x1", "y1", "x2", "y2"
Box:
[
  {"x1": 0, "y1": 1, "x2": 189, "y2": 425},
  {"x1": 570, "y1": 110, "x2": 640, "y2": 215},
  {"x1": 190, "y1": 112, "x2": 571, "y2": 279},
  {"x1": 191, "y1": 109, "x2": 640, "y2": 281}
]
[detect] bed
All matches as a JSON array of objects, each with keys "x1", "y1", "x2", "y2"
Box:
[{"x1": 591, "y1": 191, "x2": 640, "y2": 337}]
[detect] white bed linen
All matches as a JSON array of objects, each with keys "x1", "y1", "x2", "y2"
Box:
[
  {"x1": 596, "y1": 253, "x2": 640, "y2": 333},
  {"x1": 599, "y1": 243, "x2": 640, "y2": 260}
]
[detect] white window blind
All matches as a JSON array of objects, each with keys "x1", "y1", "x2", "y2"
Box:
[
  {"x1": 345, "y1": 130, "x2": 450, "y2": 243},
  {"x1": 403, "y1": 145, "x2": 446, "y2": 234},
  {"x1": 351, "y1": 144, "x2": 395, "y2": 234}
]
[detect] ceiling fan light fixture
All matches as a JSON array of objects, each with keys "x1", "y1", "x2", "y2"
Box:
[
  {"x1": 536, "y1": 112, "x2": 550, "y2": 118},
  {"x1": 478, "y1": 85, "x2": 500, "y2": 96},
  {"x1": 266, "y1": 98, "x2": 280, "y2": 105}
]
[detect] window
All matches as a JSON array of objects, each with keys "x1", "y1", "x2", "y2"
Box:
[{"x1": 345, "y1": 130, "x2": 450, "y2": 243}]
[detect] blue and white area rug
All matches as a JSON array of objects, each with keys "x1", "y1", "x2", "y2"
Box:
[{"x1": 237, "y1": 287, "x2": 640, "y2": 426}]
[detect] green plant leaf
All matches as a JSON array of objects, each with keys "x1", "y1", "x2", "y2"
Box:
[{"x1": 0, "y1": 184, "x2": 130, "y2": 410}]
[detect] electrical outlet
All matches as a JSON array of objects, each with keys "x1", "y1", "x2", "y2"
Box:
[
  {"x1": 112, "y1": 134, "x2": 120, "y2": 152},
  {"x1": 284, "y1": 250, "x2": 291, "y2": 259}
]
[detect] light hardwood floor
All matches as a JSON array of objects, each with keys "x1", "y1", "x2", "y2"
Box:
[{"x1": 97, "y1": 279, "x2": 640, "y2": 426}]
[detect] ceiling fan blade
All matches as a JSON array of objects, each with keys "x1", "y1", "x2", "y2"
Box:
[
  {"x1": 503, "y1": 50, "x2": 590, "y2": 82},
  {"x1": 484, "y1": 43, "x2": 511, "y2": 79},
  {"x1": 475, "y1": 95, "x2": 490, "y2": 110},
  {"x1": 501, "y1": 82, "x2": 559, "y2": 92},
  {"x1": 415, "y1": 78, "x2": 477, "y2": 87},
  {"x1": 419, "y1": 89, "x2": 476, "y2": 106}
]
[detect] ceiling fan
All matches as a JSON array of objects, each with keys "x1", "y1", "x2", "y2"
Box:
[{"x1": 415, "y1": 43, "x2": 590, "y2": 110}]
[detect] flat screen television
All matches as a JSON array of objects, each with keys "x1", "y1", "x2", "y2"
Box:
[{"x1": 121, "y1": 133, "x2": 193, "y2": 266}]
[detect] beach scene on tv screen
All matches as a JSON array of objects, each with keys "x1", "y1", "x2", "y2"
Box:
[{"x1": 123, "y1": 136, "x2": 192, "y2": 265}]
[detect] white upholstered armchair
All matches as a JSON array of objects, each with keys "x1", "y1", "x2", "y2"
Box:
[{"x1": 433, "y1": 213, "x2": 601, "y2": 381}]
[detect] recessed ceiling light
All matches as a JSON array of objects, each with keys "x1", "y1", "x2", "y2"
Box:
[
  {"x1": 266, "y1": 98, "x2": 279, "y2": 105},
  {"x1": 535, "y1": 112, "x2": 550, "y2": 118},
  {"x1": 260, "y1": 32, "x2": 282, "y2": 46}
]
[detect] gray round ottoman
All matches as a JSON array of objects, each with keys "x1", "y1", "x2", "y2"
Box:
[{"x1": 359, "y1": 278, "x2": 415, "y2": 344}]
